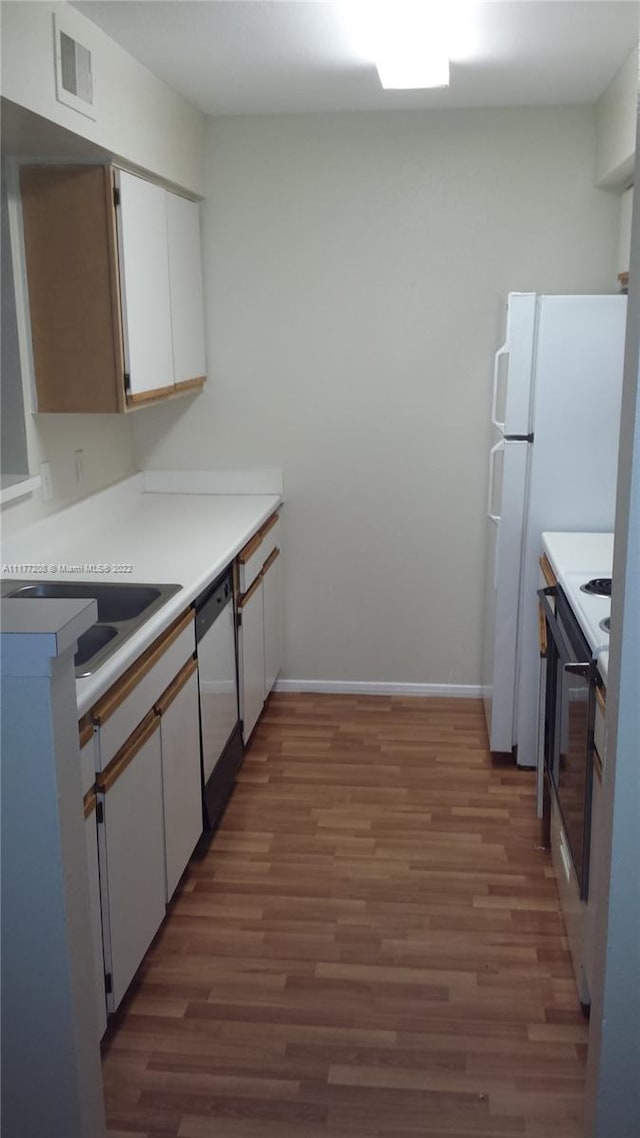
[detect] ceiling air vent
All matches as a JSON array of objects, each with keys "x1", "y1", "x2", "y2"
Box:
[
  {"x1": 53, "y1": 16, "x2": 96, "y2": 120},
  {"x1": 60, "y1": 31, "x2": 93, "y2": 104}
]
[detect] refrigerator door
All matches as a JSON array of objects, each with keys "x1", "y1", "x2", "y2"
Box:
[
  {"x1": 491, "y1": 293, "x2": 537, "y2": 437},
  {"x1": 513, "y1": 294, "x2": 627, "y2": 769},
  {"x1": 482, "y1": 436, "x2": 530, "y2": 752}
]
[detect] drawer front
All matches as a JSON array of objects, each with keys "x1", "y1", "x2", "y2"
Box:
[
  {"x1": 238, "y1": 513, "x2": 280, "y2": 593},
  {"x1": 93, "y1": 613, "x2": 195, "y2": 769}
]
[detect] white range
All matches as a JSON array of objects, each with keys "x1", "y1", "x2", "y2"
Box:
[{"x1": 541, "y1": 531, "x2": 613, "y2": 684}]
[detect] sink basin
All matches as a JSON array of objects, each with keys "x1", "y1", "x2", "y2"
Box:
[
  {"x1": 7, "y1": 581, "x2": 168, "y2": 623},
  {"x1": 2, "y1": 580, "x2": 182, "y2": 676},
  {"x1": 75, "y1": 624, "x2": 118, "y2": 669}
]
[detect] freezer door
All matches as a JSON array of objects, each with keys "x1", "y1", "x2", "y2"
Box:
[
  {"x1": 482, "y1": 438, "x2": 530, "y2": 752},
  {"x1": 492, "y1": 293, "x2": 537, "y2": 437}
]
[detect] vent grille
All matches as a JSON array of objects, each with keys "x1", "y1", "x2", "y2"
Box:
[{"x1": 59, "y1": 31, "x2": 93, "y2": 105}]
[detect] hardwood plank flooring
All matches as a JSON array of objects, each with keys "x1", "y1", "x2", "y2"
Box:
[{"x1": 102, "y1": 694, "x2": 587, "y2": 1138}]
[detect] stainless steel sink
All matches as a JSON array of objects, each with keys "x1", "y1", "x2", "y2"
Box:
[
  {"x1": 75, "y1": 624, "x2": 119, "y2": 668},
  {"x1": 2, "y1": 580, "x2": 182, "y2": 676},
  {"x1": 6, "y1": 581, "x2": 169, "y2": 623}
]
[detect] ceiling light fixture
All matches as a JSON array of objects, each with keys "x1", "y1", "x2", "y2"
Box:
[{"x1": 342, "y1": 0, "x2": 463, "y2": 90}]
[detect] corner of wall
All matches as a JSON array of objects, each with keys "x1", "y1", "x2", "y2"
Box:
[{"x1": 595, "y1": 45, "x2": 639, "y2": 190}]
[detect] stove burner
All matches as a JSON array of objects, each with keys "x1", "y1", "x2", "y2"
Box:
[
  {"x1": 580, "y1": 578, "x2": 612, "y2": 597},
  {"x1": 600, "y1": 617, "x2": 611, "y2": 634}
]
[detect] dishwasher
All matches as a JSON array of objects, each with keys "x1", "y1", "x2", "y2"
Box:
[{"x1": 194, "y1": 568, "x2": 244, "y2": 832}]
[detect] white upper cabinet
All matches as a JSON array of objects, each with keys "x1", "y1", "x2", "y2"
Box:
[
  {"x1": 116, "y1": 170, "x2": 175, "y2": 401},
  {"x1": 166, "y1": 191, "x2": 206, "y2": 388},
  {"x1": 20, "y1": 164, "x2": 206, "y2": 414}
]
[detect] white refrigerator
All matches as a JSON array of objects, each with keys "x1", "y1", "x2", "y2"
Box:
[{"x1": 482, "y1": 292, "x2": 627, "y2": 768}]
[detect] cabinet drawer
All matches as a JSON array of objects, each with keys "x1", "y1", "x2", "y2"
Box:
[
  {"x1": 92, "y1": 610, "x2": 195, "y2": 769},
  {"x1": 238, "y1": 513, "x2": 280, "y2": 593}
]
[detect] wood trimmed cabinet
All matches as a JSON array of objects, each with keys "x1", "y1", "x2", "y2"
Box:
[
  {"x1": 236, "y1": 511, "x2": 283, "y2": 744},
  {"x1": 95, "y1": 713, "x2": 166, "y2": 1012},
  {"x1": 155, "y1": 658, "x2": 202, "y2": 902},
  {"x1": 83, "y1": 789, "x2": 108, "y2": 1040},
  {"x1": 91, "y1": 609, "x2": 202, "y2": 1015},
  {"x1": 19, "y1": 164, "x2": 206, "y2": 413}
]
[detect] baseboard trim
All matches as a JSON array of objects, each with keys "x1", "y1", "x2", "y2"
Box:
[{"x1": 273, "y1": 680, "x2": 486, "y2": 699}]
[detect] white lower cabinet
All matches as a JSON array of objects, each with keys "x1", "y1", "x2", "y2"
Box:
[
  {"x1": 239, "y1": 576, "x2": 266, "y2": 745},
  {"x1": 263, "y1": 549, "x2": 283, "y2": 695},
  {"x1": 89, "y1": 609, "x2": 206, "y2": 1017},
  {"x1": 83, "y1": 796, "x2": 108, "y2": 1039},
  {"x1": 96, "y1": 713, "x2": 166, "y2": 1012},
  {"x1": 157, "y1": 660, "x2": 203, "y2": 900},
  {"x1": 237, "y1": 539, "x2": 283, "y2": 745}
]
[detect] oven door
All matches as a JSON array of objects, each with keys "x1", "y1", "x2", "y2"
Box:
[{"x1": 538, "y1": 585, "x2": 595, "y2": 900}]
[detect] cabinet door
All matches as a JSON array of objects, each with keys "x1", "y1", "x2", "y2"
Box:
[
  {"x1": 166, "y1": 191, "x2": 206, "y2": 388},
  {"x1": 116, "y1": 170, "x2": 174, "y2": 400},
  {"x1": 20, "y1": 165, "x2": 124, "y2": 413},
  {"x1": 157, "y1": 661, "x2": 203, "y2": 900},
  {"x1": 263, "y1": 548, "x2": 283, "y2": 696},
  {"x1": 239, "y1": 578, "x2": 265, "y2": 745},
  {"x1": 97, "y1": 713, "x2": 165, "y2": 1011},
  {"x1": 84, "y1": 801, "x2": 107, "y2": 1039}
]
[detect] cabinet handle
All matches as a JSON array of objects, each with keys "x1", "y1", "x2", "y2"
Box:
[
  {"x1": 96, "y1": 709, "x2": 160, "y2": 793},
  {"x1": 79, "y1": 714, "x2": 94, "y2": 749},
  {"x1": 593, "y1": 748, "x2": 604, "y2": 784},
  {"x1": 262, "y1": 547, "x2": 280, "y2": 575},
  {"x1": 259, "y1": 511, "x2": 279, "y2": 540},
  {"x1": 238, "y1": 530, "x2": 264, "y2": 564},
  {"x1": 238, "y1": 572, "x2": 263, "y2": 608},
  {"x1": 92, "y1": 608, "x2": 194, "y2": 726},
  {"x1": 237, "y1": 511, "x2": 280, "y2": 565},
  {"x1": 173, "y1": 376, "x2": 205, "y2": 393},
  {"x1": 155, "y1": 656, "x2": 197, "y2": 716},
  {"x1": 126, "y1": 384, "x2": 176, "y2": 407},
  {"x1": 83, "y1": 789, "x2": 97, "y2": 819},
  {"x1": 596, "y1": 686, "x2": 606, "y2": 714}
]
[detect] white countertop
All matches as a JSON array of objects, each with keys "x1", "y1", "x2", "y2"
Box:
[
  {"x1": 541, "y1": 532, "x2": 614, "y2": 582},
  {"x1": 2, "y1": 472, "x2": 282, "y2": 716}
]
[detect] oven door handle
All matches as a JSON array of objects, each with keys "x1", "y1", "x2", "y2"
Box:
[
  {"x1": 564, "y1": 661, "x2": 595, "y2": 679},
  {"x1": 537, "y1": 586, "x2": 575, "y2": 663}
]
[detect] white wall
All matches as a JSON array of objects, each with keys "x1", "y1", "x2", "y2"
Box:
[
  {"x1": 0, "y1": 0, "x2": 207, "y2": 534},
  {"x1": 134, "y1": 108, "x2": 620, "y2": 690},
  {"x1": 596, "y1": 45, "x2": 639, "y2": 188},
  {"x1": 0, "y1": 1, "x2": 205, "y2": 195}
]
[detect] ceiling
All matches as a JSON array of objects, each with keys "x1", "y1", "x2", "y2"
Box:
[{"x1": 73, "y1": 1, "x2": 639, "y2": 117}]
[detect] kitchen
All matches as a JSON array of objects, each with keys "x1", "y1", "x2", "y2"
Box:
[{"x1": 1, "y1": 3, "x2": 639, "y2": 1137}]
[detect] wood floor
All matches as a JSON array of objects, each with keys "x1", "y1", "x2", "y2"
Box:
[{"x1": 102, "y1": 694, "x2": 588, "y2": 1138}]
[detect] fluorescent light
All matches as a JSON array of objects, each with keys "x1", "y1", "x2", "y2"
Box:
[
  {"x1": 376, "y1": 49, "x2": 450, "y2": 92},
  {"x1": 342, "y1": 1, "x2": 463, "y2": 90}
]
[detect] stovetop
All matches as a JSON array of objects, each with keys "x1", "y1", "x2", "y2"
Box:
[{"x1": 560, "y1": 570, "x2": 611, "y2": 655}]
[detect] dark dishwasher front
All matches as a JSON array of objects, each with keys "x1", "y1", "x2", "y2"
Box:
[{"x1": 195, "y1": 568, "x2": 244, "y2": 832}]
